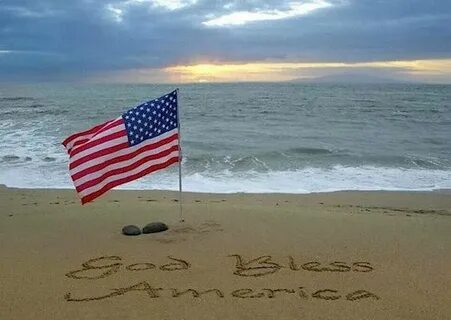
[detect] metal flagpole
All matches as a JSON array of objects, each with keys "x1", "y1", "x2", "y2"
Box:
[{"x1": 176, "y1": 88, "x2": 184, "y2": 222}]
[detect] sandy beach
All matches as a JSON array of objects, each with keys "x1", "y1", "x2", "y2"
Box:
[{"x1": 0, "y1": 186, "x2": 450, "y2": 320}]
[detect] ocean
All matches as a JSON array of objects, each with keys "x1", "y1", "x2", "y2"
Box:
[{"x1": 0, "y1": 82, "x2": 450, "y2": 193}]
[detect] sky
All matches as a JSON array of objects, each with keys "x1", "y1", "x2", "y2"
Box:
[{"x1": 1, "y1": 0, "x2": 451, "y2": 83}]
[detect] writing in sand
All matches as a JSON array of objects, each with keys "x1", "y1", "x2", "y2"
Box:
[{"x1": 64, "y1": 254, "x2": 380, "y2": 302}]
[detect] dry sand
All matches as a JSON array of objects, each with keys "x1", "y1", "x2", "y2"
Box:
[{"x1": 0, "y1": 186, "x2": 450, "y2": 320}]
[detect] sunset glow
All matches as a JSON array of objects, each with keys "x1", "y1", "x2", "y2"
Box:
[{"x1": 161, "y1": 59, "x2": 451, "y2": 83}]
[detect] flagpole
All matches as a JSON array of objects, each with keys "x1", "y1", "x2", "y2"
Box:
[{"x1": 176, "y1": 88, "x2": 184, "y2": 222}]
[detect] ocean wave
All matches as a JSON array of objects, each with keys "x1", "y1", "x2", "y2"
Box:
[
  {"x1": 128, "y1": 166, "x2": 451, "y2": 193},
  {"x1": 0, "y1": 108, "x2": 68, "y2": 116},
  {"x1": 0, "y1": 103, "x2": 44, "y2": 109},
  {"x1": 286, "y1": 147, "x2": 333, "y2": 155},
  {"x1": 1, "y1": 155, "x2": 21, "y2": 162},
  {"x1": 0, "y1": 97, "x2": 33, "y2": 101},
  {"x1": 351, "y1": 99, "x2": 376, "y2": 103},
  {"x1": 1, "y1": 165, "x2": 450, "y2": 194},
  {"x1": 0, "y1": 154, "x2": 57, "y2": 163},
  {"x1": 179, "y1": 151, "x2": 449, "y2": 173}
]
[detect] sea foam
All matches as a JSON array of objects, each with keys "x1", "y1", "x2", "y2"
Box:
[{"x1": 1, "y1": 165, "x2": 450, "y2": 193}]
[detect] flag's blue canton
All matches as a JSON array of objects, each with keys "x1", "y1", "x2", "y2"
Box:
[{"x1": 122, "y1": 90, "x2": 178, "y2": 147}]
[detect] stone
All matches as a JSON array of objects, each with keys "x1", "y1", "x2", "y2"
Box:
[
  {"x1": 122, "y1": 225, "x2": 141, "y2": 236},
  {"x1": 142, "y1": 222, "x2": 168, "y2": 234}
]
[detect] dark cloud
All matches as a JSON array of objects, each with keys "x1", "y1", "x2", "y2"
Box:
[{"x1": 0, "y1": 0, "x2": 450, "y2": 81}]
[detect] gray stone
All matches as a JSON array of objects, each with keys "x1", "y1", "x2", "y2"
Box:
[
  {"x1": 142, "y1": 222, "x2": 168, "y2": 234},
  {"x1": 122, "y1": 225, "x2": 141, "y2": 236}
]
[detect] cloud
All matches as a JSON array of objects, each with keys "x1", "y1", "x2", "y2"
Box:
[
  {"x1": 0, "y1": 0, "x2": 450, "y2": 82},
  {"x1": 1, "y1": 4, "x2": 60, "y2": 18},
  {"x1": 203, "y1": 0, "x2": 334, "y2": 27},
  {"x1": 105, "y1": 0, "x2": 199, "y2": 22},
  {"x1": 151, "y1": 0, "x2": 198, "y2": 10},
  {"x1": 106, "y1": 4, "x2": 124, "y2": 22}
]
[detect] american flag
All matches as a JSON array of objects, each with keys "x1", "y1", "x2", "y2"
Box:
[{"x1": 63, "y1": 90, "x2": 180, "y2": 204}]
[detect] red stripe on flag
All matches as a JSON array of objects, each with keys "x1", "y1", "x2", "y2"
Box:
[
  {"x1": 68, "y1": 138, "x2": 90, "y2": 150},
  {"x1": 92, "y1": 119, "x2": 123, "y2": 137},
  {"x1": 62, "y1": 119, "x2": 113, "y2": 147},
  {"x1": 69, "y1": 130, "x2": 127, "y2": 157},
  {"x1": 80, "y1": 156, "x2": 179, "y2": 204},
  {"x1": 71, "y1": 133, "x2": 179, "y2": 181}
]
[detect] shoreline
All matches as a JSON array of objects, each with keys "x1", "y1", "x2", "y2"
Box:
[
  {"x1": 1, "y1": 183, "x2": 451, "y2": 195},
  {"x1": 1, "y1": 187, "x2": 450, "y2": 319}
]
